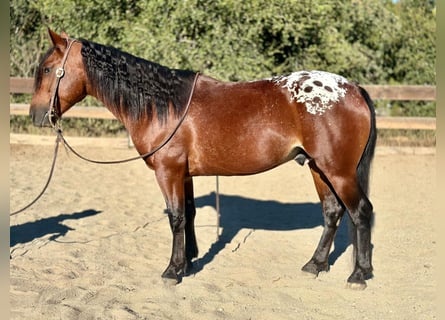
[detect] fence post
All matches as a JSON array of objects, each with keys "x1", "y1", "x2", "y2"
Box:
[
  {"x1": 216, "y1": 175, "x2": 220, "y2": 240},
  {"x1": 127, "y1": 131, "x2": 134, "y2": 148}
]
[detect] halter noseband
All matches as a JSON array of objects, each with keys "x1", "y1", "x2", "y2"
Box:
[{"x1": 47, "y1": 38, "x2": 78, "y2": 128}]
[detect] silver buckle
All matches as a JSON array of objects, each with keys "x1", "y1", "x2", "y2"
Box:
[{"x1": 55, "y1": 67, "x2": 65, "y2": 78}]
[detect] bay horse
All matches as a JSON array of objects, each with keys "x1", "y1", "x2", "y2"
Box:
[{"x1": 30, "y1": 29, "x2": 376, "y2": 289}]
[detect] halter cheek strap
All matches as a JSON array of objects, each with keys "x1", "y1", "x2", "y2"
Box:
[{"x1": 48, "y1": 38, "x2": 78, "y2": 128}]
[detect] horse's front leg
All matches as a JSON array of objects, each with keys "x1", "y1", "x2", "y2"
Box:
[
  {"x1": 184, "y1": 177, "x2": 198, "y2": 273},
  {"x1": 155, "y1": 168, "x2": 187, "y2": 284}
]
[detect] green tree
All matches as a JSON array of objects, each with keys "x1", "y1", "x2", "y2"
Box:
[
  {"x1": 10, "y1": 0, "x2": 44, "y2": 77},
  {"x1": 385, "y1": 0, "x2": 436, "y2": 116},
  {"x1": 392, "y1": 0, "x2": 436, "y2": 85},
  {"x1": 10, "y1": 0, "x2": 435, "y2": 116}
]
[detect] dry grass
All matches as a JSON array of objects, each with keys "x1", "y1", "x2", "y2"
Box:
[{"x1": 377, "y1": 129, "x2": 435, "y2": 147}]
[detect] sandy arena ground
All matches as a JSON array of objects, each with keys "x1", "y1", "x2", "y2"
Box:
[{"x1": 10, "y1": 134, "x2": 436, "y2": 319}]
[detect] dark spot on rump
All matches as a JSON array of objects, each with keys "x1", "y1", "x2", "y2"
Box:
[
  {"x1": 304, "y1": 86, "x2": 313, "y2": 93},
  {"x1": 324, "y1": 86, "x2": 333, "y2": 92},
  {"x1": 300, "y1": 75, "x2": 311, "y2": 82},
  {"x1": 313, "y1": 97, "x2": 322, "y2": 104},
  {"x1": 313, "y1": 80, "x2": 323, "y2": 87}
]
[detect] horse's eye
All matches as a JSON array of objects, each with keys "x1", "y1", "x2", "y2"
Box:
[{"x1": 44, "y1": 67, "x2": 51, "y2": 74}]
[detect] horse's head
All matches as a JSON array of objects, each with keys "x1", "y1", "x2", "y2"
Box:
[{"x1": 30, "y1": 28, "x2": 87, "y2": 127}]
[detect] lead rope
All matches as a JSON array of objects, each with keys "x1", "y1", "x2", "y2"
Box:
[
  {"x1": 10, "y1": 131, "x2": 62, "y2": 216},
  {"x1": 10, "y1": 73, "x2": 200, "y2": 216}
]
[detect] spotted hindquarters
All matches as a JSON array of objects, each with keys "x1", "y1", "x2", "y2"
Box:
[{"x1": 272, "y1": 70, "x2": 349, "y2": 115}]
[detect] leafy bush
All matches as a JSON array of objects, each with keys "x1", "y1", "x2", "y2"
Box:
[{"x1": 10, "y1": 0, "x2": 436, "y2": 119}]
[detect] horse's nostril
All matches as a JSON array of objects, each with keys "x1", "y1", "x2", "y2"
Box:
[{"x1": 29, "y1": 107, "x2": 51, "y2": 127}]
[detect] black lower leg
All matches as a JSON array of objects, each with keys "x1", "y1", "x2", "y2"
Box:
[
  {"x1": 184, "y1": 199, "x2": 198, "y2": 273},
  {"x1": 347, "y1": 198, "x2": 374, "y2": 286},
  {"x1": 162, "y1": 208, "x2": 187, "y2": 281},
  {"x1": 302, "y1": 195, "x2": 344, "y2": 276}
]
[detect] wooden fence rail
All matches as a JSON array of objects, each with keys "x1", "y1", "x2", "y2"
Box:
[{"x1": 10, "y1": 77, "x2": 436, "y2": 130}]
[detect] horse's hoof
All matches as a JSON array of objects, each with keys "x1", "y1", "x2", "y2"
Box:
[
  {"x1": 161, "y1": 268, "x2": 181, "y2": 285},
  {"x1": 346, "y1": 267, "x2": 372, "y2": 290},
  {"x1": 346, "y1": 281, "x2": 367, "y2": 290},
  {"x1": 301, "y1": 260, "x2": 329, "y2": 277}
]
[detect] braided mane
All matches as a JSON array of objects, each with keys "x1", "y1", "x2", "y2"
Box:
[{"x1": 80, "y1": 39, "x2": 196, "y2": 122}]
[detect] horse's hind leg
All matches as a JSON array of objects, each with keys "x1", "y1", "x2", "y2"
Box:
[
  {"x1": 302, "y1": 163, "x2": 345, "y2": 276},
  {"x1": 184, "y1": 177, "x2": 198, "y2": 273},
  {"x1": 340, "y1": 183, "x2": 374, "y2": 289},
  {"x1": 318, "y1": 168, "x2": 374, "y2": 289}
]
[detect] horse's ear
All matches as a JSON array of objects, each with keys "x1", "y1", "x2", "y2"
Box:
[
  {"x1": 60, "y1": 31, "x2": 70, "y2": 39},
  {"x1": 47, "y1": 28, "x2": 67, "y2": 50}
]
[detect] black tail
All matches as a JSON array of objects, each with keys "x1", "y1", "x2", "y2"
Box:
[{"x1": 356, "y1": 86, "x2": 377, "y2": 196}]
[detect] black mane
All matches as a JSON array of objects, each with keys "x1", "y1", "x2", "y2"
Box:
[{"x1": 80, "y1": 39, "x2": 196, "y2": 122}]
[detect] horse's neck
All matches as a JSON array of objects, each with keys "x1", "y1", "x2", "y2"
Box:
[{"x1": 82, "y1": 85, "x2": 133, "y2": 130}]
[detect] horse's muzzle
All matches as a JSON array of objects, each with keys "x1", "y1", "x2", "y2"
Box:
[{"x1": 29, "y1": 107, "x2": 56, "y2": 127}]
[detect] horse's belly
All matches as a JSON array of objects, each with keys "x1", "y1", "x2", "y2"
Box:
[{"x1": 188, "y1": 136, "x2": 300, "y2": 176}]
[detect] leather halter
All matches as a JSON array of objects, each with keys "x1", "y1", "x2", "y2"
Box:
[{"x1": 47, "y1": 38, "x2": 78, "y2": 128}]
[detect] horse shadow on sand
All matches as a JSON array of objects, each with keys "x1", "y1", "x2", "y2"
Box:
[
  {"x1": 191, "y1": 192, "x2": 350, "y2": 275},
  {"x1": 10, "y1": 209, "x2": 101, "y2": 248}
]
